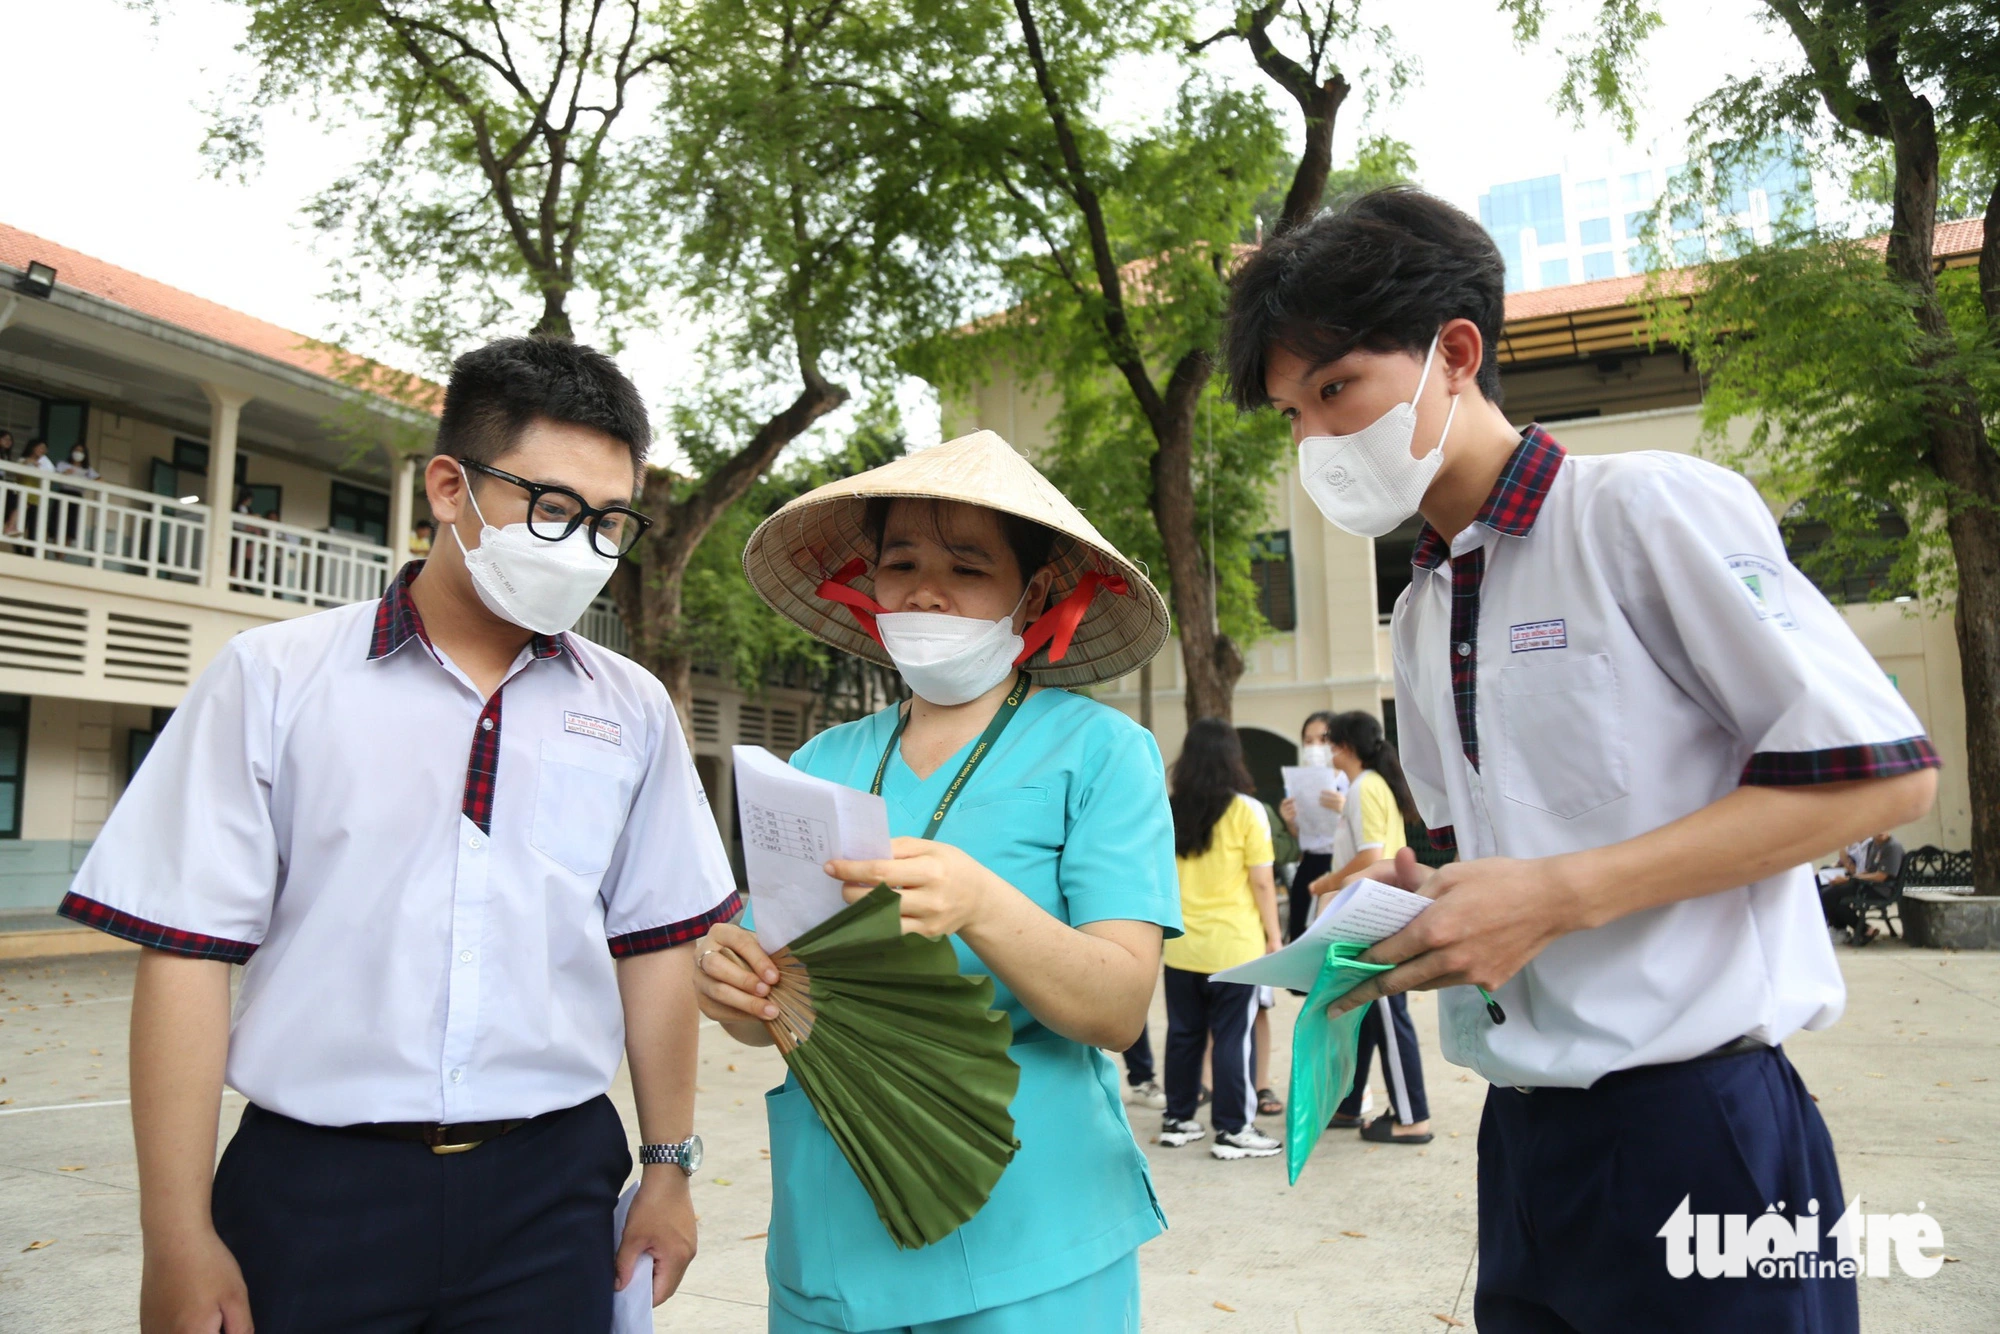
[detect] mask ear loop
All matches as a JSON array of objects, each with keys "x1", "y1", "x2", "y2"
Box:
[
  {"x1": 1413, "y1": 330, "x2": 1460, "y2": 459},
  {"x1": 448, "y1": 460, "x2": 490, "y2": 559}
]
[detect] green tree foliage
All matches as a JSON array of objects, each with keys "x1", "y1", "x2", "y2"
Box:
[
  {"x1": 666, "y1": 397, "x2": 908, "y2": 722},
  {"x1": 907, "y1": 1, "x2": 1399, "y2": 723},
  {"x1": 1566, "y1": 1, "x2": 2000, "y2": 890}
]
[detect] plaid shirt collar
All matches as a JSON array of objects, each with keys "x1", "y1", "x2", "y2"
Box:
[
  {"x1": 1411, "y1": 425, "x2": 1567, "y2": 571},
  {"x1": 367, "y1": 560, "x2": 581, "y2": 672}
]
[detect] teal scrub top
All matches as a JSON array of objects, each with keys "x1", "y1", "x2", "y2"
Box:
[{"x1": 760, "y1": 687, "x2": 1181, "y2": 1332}]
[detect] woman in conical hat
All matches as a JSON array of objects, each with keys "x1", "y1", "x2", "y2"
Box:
[{"x1": 695, "y1": 429, "x2": 1182, "y2": 1332}]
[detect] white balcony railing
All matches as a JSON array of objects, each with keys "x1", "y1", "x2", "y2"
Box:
[
  {"x1": 0, "y1": 459, "x2": 207, "y2": 581},
  {"x1": 226, "y1": 516, "x2": 393, "y2": 608}
]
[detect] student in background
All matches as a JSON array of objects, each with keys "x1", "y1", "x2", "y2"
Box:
[
  {"x1": 1160, "y1": 718, "x2": 1284, "y2": 1160},
  {"x1": 1279, "y1": 711, "x2": 1347, "y2": 941},
  {"x1": 1309, "y1": 710, "x2": 1430, "y2": 1142},
  {"x1": 410, "y1": 516, "x2": 436, "y2": 557}
]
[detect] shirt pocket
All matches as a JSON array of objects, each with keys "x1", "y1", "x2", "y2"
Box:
[
  {"x1": 530, "y1": 738, "x2": 642, "y2": 876},
  {"x1": 1494, "y1": 653, "x2": 1629, "y2": 819}
]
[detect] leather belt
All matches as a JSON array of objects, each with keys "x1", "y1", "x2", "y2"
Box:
[{"x1": 336, "y1": 1116, "x2": 529, "y2": 1154}]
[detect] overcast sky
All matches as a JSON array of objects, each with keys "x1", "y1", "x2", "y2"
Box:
[{"x1": 3, "y1": 0, "x2": 1798, "y2": 450}]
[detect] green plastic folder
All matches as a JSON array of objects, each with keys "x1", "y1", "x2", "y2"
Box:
[{"x1": 1286, "y1": 941, "x2": 1396, "y2": 1185}]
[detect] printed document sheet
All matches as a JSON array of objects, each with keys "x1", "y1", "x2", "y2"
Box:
[
  {"x1": 733, "y1": 745, "x2": 893, "y2": 951},
  {"x1": 1214, "y1": 878, "x2": 1430, "y2": 991},
  {"x1": 1280, "y1": 765, "x2": 1349, "y2": 847}
]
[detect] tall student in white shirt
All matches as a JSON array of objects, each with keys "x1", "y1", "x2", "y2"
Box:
[
  {"x1": 1223, "y1": 188, "x2": 1939, "y2": 1333},
  {"x1": 61, "y1": 338, "x2": 739, "y2": 1334}
]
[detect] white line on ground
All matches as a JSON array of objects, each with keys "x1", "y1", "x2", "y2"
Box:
[{"x1": 0, "y1": 1098, "x2": 131, "y2": 1117}]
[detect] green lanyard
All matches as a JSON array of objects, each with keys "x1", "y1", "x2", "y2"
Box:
[{"x1": 871, "y1": 671, "x2": 1031, "y2": 841}]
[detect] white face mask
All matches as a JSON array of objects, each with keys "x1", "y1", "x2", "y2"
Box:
[
  {"x1": 1298, "y1": 331, "x2": 1460, "y2": 538},
  {"x1": 1300, "y1": 742, "x2": 1334, "y2": 769},
  {"x1": 876, "y1": 587, "x2": 1031, "y2": 707},
  {"x1": 450, "y1": 464, "x2": 618, "y2": 635}
]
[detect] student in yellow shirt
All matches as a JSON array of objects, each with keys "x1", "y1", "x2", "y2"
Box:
[
  {"x1": 1159, "y1": 719, "x2": 1284, "y2": 1160},
  {"x1": 1308, "y1": 710, "x2": 1432, "y2": 1143}
]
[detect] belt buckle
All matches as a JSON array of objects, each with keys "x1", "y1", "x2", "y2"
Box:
[
  {"x1": 424, "y1": 1125, "x2": 482, "y2": 1155},
  {"x1": 431, "y1": 1140, "x2": 480, "y2": 1155}
]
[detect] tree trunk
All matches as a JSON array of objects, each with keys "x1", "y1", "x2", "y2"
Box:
[
  {"x1": 1148, "y1": 365, "x2": 1244, "y2": 724},
  {"x1": 532, "y1": 288, "x2": 573, "y2": 340},
  {"x1": 609, "y1": 374, "x2": 848, "y2": 723},
  {"x1": 1868, "y1": 37, "x2": 2000, "y2": 893}
]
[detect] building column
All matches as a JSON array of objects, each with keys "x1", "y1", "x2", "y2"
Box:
[
  {"x1": 387, "y1": 447, "x2": 417, "y2": 565},
  {"x1": 200, "y1": 383, "x2": 252, "y2": 590}
]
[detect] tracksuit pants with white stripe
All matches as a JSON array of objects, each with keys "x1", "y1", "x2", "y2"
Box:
[
  {"x1": 1335, "y1": 993, "x2": 1429, "y2": 1124},
  {"x1": 1162, "y1": 966, "x2": 1257, "y2": 1134}
]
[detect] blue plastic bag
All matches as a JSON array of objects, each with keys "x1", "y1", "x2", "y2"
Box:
[{"x1": 1285, "y1": 940, "x2": 1396, "y2": 1184}]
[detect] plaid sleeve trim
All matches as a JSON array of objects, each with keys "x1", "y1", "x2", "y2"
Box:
[
  {"x1": 1426, "y1": 825, "x2": 1458, "y2": 853},
  {"x1": 56, "y1": 892, "x2": 258, "y2": 964},
  {"x1": 607, "y1": 889, "x2": 744, "y2": 959},
  {"x1": 1740, "y1": 737, "x2": 1941, "y2": 787}
]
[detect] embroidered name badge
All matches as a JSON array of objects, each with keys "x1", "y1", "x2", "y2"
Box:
[
  {"x1": 1509, "y1": 619, "x2": 1567, "y2": 653},
  {"x1": 1726, "y1": 554, "x2": 1798, "y2": 630},
  {"x1": 563, "y1": 711, "x2": 622, "y2": 745}
]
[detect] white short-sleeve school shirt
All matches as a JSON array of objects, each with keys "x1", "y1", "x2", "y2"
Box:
[
  {"x1": 62, "y1": 563, "x2": 739, "y2": 1125},
  {"x1": 1390, "y1": 429, "x2": 1938, "y2": 1089}
]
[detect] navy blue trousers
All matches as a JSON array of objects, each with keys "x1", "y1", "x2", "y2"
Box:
[
  {"x1": 1334, "y1": 994, "x2": 1429, "y2": 1124},
  {"x1": 1288, "y1": 852, "x2": 1332, "y2": 943},
  {"x1": 1123, "y1": 1025, "x2": 1155, "y2": 1086},
  {"x1": 1477, "y1": 1046, "x2": 1857, "y2": 1333},
  {"x1": 1163, "y1": 966, "x2": 1258, "y2": 1134},
  {"x1": 212, "y1": 1095, "x2": 631, "y2": 1333}
]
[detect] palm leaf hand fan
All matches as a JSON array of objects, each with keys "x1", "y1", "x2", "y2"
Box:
[{"x1": 763, "y1": 884, "x2": 1021, "y2": 1249}]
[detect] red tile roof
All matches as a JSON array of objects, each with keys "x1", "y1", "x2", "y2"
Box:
[{"x1": 0, "y1": 221, "x2": 437, "y2": 413}]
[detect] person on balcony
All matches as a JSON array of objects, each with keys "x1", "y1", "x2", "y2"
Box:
[
  {"x1": 4, "y1": 436, "x2": 53, "y2": 539},
  {"x1": 59, "y1": 336, "x2": 732, "y2": 1333},
  {"x1": 53, "y1": 443, "x2": 100, "y2": 552}
]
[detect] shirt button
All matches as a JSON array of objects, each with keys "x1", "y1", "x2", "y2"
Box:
[
  {"x1": 459, "y1": 950, "x2": 473, "y2": 963},
  {"x1": 450, "y1": 1068, "x2": 463, "y2": 1083},
  {"x1": 481, "y1": 718, "x2": 494, "y2": 732},
  {"x1": 1457, "y1": 642, "x2": 1472, "y2": 657},
  {"x1": 468, "y1": 836, "x2": 482, "y2": 849}
]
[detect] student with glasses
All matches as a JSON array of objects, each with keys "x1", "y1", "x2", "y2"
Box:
[{"x1": 61, "y1": 337, "x2": 735, "y2": 1334}]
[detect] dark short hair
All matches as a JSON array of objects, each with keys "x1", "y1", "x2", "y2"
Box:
[
  {"x1": 1224, "y1": 187, "x2": 1507, "y2": 410},
  {"x1": 435, "y1": 336, "x2": 650, "y2": 480}
]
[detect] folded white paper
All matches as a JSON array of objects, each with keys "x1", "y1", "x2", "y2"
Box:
[
  {"x1": 611, "y1": 1182, "x2": 653, "y2": 1334},
  {"x1": 733, "y1": 745, "x2": 893, "y2": 952},
  {"x1": 1214, "y1": 877, "x2": 1430, "y2": 990}
]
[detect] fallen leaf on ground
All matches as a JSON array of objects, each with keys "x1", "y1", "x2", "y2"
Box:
[
  {"x1": 743, "y1": 1231, "x2": 767, "y2": 1240},
  {"x1": 57, "y1": 1165, "x2": 85, "y2": 1172},
  {"x1": 1865, "y1": 1073, "x2": 1885, "y2": 1079},
  {"x1": 1432, "y1": 1315, "x2": 1465, "y2": 1328},
  {"x1": 714, "y1": 1178, "x2": 731, "y2": 1186},
  {"x1": 1944, "y1": 1256, "x2": 1959, "y2": 1262},
  {"x1": 22, "y1": 1240, "x2": 52, "y2": 1251},
  {"x1": 1342, "y1": 1230, "x2": 1366, "y2": 1238},
  {"x1": 1938, "y1": 1138, "x2": 1958, "y2": 1144},
  {"x1": 1213, "y1": 1302, "x2": 1236, "y2": 1313}
]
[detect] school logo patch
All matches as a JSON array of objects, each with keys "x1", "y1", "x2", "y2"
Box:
[
  {"x1": 1509, "y1": 619, "x2": 1567, "y2": 653},
  {"x1": 563, "y1": 711, "x2": 622, "y2": 745},
  {"x1": 1727, "y1": 554, "x2": 1798, "y2": 630}
]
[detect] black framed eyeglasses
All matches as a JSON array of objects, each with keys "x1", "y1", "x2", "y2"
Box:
[{"x1": 458, "y1": 458, "x2": 653, "y2": 558}]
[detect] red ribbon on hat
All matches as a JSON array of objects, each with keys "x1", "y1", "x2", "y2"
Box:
[
  {"x1": 1014, "y1": 570, "x2": 1128, "y2": 666},
  {"x1": 816, "y1": 557, "x2": 889, "y2": 646},
  {"x1": 817, "y1": 558, "x2": 1129, "y2": 666}
]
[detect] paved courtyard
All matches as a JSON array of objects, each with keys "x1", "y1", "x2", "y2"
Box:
[{"x1": 1, "y1": 937, "x2": 1993, "y2": 1331}]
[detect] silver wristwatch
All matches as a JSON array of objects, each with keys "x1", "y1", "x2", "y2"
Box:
[{"x1": 640, "y1": 1134, "x2": 703, "y2": 1176}]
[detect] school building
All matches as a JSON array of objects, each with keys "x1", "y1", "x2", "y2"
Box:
[
  {"x1": 936, "y1": 218, "x2": 1986, "y2": 854},
  {"x1": 0, "y1": 224, "x2": 808, "y2": 938}
]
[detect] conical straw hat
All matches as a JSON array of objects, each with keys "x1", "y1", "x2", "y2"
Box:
[{"x1": 742, "y1": 430, "x2": 1170, "y2": 688}]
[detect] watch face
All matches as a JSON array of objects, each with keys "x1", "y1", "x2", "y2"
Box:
[{"x1": 683, "y1": 1135, "x2": 703, "y2": 1172}]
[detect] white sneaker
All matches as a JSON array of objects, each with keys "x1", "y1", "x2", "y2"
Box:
[
  {"x1": 1210, "y1": 1126, "x2": 1283, "y2": 1160},
  {"x1": 1127, "y1": 1079, "x2": 1167, "y2": 1110},
  {"x1": 1158, "y1": 1116, "x2": 1207, "y2": 1147}
]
